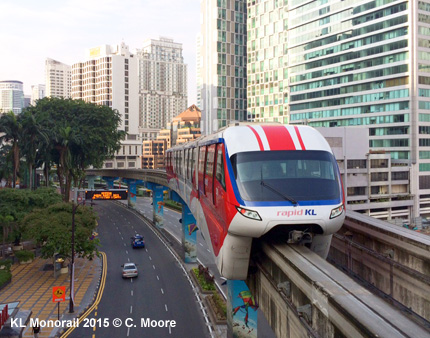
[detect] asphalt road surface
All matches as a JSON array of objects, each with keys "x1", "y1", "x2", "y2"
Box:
[{"x1": 68, "y1": 201, "x2": 210, "y2": 338}]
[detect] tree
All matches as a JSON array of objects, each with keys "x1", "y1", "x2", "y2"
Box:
[
  {"x1": 0, "y1": 188, "x2": 63, "y2": 246},
  {"x1": 30, "y1": 97, "x2": 125, "y2": 201},
  {"x1": 0, "y1": 112, "x2": 23, "y2": 188},
  {"x1": 22, "y1": 202, "x2": 99, "y2": 261},
  {"x1": 19, "y1": 109, "x2": 49, "y2": 190}
]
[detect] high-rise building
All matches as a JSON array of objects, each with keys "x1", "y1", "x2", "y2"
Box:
[
  {"x1": 71, "y1": 43, "x2": 141, "y2": 169},
  {"x1": 0, "y1": 80, "x2": 24, "y2": 114},
  {"x1": 136, "y1": 37, "x2": 187, "y2": 130},
  {"x1": 31, "y1": 84, "x2": 45, "y2": 106},
  {"x1": 45, "y1": 58, "x2": 71, "y2": 98},
  {"x1": 246, "y1": 0, "x2": 288, "y2": 124},
  {"x1": 246, "y1": 0, "x2": 430, "y2": 219},
  {"x1": 198, "y1": 0, "x2": 247, "y2": 135}
]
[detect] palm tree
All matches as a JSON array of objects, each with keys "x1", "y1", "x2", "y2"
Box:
[
  {"x1": 20, "y1": 109, "x2": 49, "y2": 190},
  {"x1": 54, "y1": 126, "x2": 82, "y2": 202},
  {"x1": 0, "y1": 112, "x2": 23, "y2": 188}
]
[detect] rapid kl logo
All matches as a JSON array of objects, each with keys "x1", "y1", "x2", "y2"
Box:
[{"x1": 277, "y1": 209, "x2": 317, "y2": 217}]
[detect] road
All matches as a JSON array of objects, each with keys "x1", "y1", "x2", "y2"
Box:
[
  {"x1": 68, "y1": 201, "x2": 210, "y2": 338},
  {"x1": 127, "y1": 196, "x2": 276, "y2": 338},
  {"x1": 124, "y1": 196, "x2": 226, "y2": 297}
]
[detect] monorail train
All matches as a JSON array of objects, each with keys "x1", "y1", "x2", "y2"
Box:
[{"x1": 166, "y1": 124, "x2": 345, "y2": 280}]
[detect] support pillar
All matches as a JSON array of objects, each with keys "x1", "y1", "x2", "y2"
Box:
[
  {"x1": 181, "y1": 203, "x2": 197, "y2": 263},
  {"x1": 123, "y1": 179, "x2": 137, "y2": 208},
  {"x1": 102, "y1": 176, "x2": 116, "y2": 189},
  {"x1": 227, "y1": 280, "x2": 258, "y2": 338},
  {"x1": 86, "y1": 175, "x2": 96, "y2": 189},
  {"x1": 152, "y1": 185, "x2": 165, "y2": 229}
]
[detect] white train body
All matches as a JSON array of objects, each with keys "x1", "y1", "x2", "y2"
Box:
[{"x1": 166, "y1": 124, "x2": 345, "y2": 279}]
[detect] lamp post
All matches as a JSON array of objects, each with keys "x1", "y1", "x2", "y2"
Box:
[{"x1": 69, "y1": 199, "x2": 86, "y2": 313}]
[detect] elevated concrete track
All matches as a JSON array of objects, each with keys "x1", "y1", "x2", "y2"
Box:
[{"x1": 248, "y1": 241, "x2": 430, "y2": 338}]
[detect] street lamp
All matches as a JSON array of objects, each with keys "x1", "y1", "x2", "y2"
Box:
[{"x1": 69, "y1": 199, "x2": 86, "y2": 313}]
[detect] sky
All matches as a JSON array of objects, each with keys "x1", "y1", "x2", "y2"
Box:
[{"x1": 0, "y1": 0, "x2": 201, "y2": 105}]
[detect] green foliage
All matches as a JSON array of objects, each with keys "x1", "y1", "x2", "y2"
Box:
[
  {"x1": 0, "y1": 269, "x2": 12, "y2": 288},
  {"x1": 192, "y1": 268, "x2": 216, "y2": 291},
  {"x1": 211, "y1": 292, "x2": 227, "y2": 317},
  {"x1": 164, "y1": 199, "x2": 182, "y2": 211},
  {"x1": 0, "y1": 259, "x2": 12, "y2": 271},
  {"x1": 0, "y1": 188, "x2": 62, "y2": 222},
  {"x1": 22, "y1": 202, "x2": 99, "y2": 261},
  {"x1": 14, "y1": 250, "x2": 35, "y2": 262},
  {"x1": 0, "y1": 97, "x2": 125, "y2": 200}
]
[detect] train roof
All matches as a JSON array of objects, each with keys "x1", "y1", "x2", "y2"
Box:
[{"x1": 168, "y1": 124, "x2": 333, "y2": 156}]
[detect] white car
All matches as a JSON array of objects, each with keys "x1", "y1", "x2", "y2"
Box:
[{"x1": 122, "y1": 263, "x2": 138, "y2": 278}]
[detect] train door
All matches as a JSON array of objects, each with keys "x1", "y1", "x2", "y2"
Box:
[
  {"x1": 198, "y1": 146, "x2": 206, "y2": 197},
  {"x1": 192, "y1": 147, "x2": 198, "y2": 191},
  {"x1": 214, "y1": 143, "x2": 228, "y2": 234}
]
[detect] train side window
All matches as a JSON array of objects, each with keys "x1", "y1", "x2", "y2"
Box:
[
  {"x1": 206, "y1": 145, "x2": 215, "y2": 178},
  {"x1": 215, "y1": 144, "x2": 226, "y2": 190}
]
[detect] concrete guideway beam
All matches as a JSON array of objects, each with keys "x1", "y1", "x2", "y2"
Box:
[{"x1": 248, "y1": 243, "x2": 430, "y2": 338}]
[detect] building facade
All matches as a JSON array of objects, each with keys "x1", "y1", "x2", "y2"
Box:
[
  {"x1": 198, "y1": 0, "x2": 248, "y2": 135},
  {"x1": 136, "y1": 37, "x2": 187, "y2": 129},
  {"x1": 0, "y1": 80, "x2": 24, "y2": 114},
  {"x1": 71, "y1": 43, "x2": 141, "y2": 169},
  {"x1": 245, "y1": 0, "x2": 430, "y2": 219},
  {"x1": 246, "y1": 0, "x2": 288, "y2": 123},
  {"x1": 319, "y1": 127, "x2": 413, "y2": 222},
  {"x1": 31, "y1": 84, "x2": 46, "y2": 106},
  {"x1": 141, "y1": 104, "x2": 202, "y2": 168},
  {"x1": 45, "y1": 58, "x2": 71, "y2": 98}
]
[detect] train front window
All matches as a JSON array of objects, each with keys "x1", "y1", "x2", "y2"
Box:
[{"x1": 231, "y1": 150, "x2": 341, "y2": 202}]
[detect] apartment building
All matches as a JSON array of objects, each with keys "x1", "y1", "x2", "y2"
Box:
[
  {"x1": 136, "y1": 37, "x2": 187, "y2": 129},
  {"x1": 45, "y1": 58, "x2": 71, "y2": 98},
  {"x1": 198, "y1": 0, "x2": 248, "y2": 135},
  {"x1": 0, "y1": 80, "x2": 24, "y2": 114},
  {"x1": 71, "y1": 43, "x2": 141, "y2": 169}
]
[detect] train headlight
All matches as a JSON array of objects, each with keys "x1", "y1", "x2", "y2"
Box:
[
  {"x1": 236, "y1": 206, "x2": 262, "y2": 221},
  {"x1": 330, "y1": 204, "x2": 344, "y2": 219}
]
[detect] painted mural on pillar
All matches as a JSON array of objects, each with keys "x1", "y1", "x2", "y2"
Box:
[
  {"x1": 227, "y1": 280, "x2": 258, "y2": 338},
  {"x1": 182, "y1": 205, "x2": 197, "y2": 263},
  {"x1": 152, "y1": 185, "x2": 164, "y2": 228}
]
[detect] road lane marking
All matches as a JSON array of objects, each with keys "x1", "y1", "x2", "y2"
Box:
[
  {"x1": 149, "y1": 256, "x2": 152, "y2": 260},
  {"x1": 157, "y1": 275, "x2": 159, "y2": 280},
  {"x1": 130, "y1": 305, "x2": 133, "y2": 314},
  {"x1": 165, "y1": 304, "x2": 168, "y2": 312},
  {"x1": 131, "y1": 290, "x2": 133, "y2": 296},
  {"x1": 126, "y1": 250, "x2": 129, "y2": 254},
  {"x1": 153, "y1": 265, "x2": 155, "y2": 269},
  {"x1": 161, "y1": 288, "x2": 164, "y2": 294}
]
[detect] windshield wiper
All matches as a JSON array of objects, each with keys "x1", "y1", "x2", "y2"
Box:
[{"x1": 260, "y1": 180, "x2": 299, "y2": 206}]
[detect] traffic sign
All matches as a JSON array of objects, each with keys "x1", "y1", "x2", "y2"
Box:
[
  {"x1": 52, "y1": 286, "x2": 66, "y2": 302},
  {"x1": 85, "y1": 189, "x2": 128, "y2": 200}
]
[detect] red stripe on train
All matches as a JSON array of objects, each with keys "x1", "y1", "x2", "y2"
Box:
[
  {"x1": 261, "y1": 125, "x2": 295, "y2": 150},
  {"x1": 294, "y1": 126, "x2": 306, "y2": 150},
  {"x1": 247, "y1": 126, "x2": 264, "y2": 151}
]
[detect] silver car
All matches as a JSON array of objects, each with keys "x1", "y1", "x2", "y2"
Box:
[{"x1": 122, "y1": 263, "x2": 138, "y2": 278}]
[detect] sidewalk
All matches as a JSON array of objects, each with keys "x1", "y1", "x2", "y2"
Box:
[{"x1": 0, "y1": 255, "x2": 101, "y2": 337}]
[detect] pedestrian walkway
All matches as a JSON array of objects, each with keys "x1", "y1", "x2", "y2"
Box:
[{"x1": 0, "y1": 256, "x2": 101, "y2": 337}]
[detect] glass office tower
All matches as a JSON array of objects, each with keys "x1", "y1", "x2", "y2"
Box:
[{"x1": 247, "y1": 0, "x2": 430, "y2": 218}]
